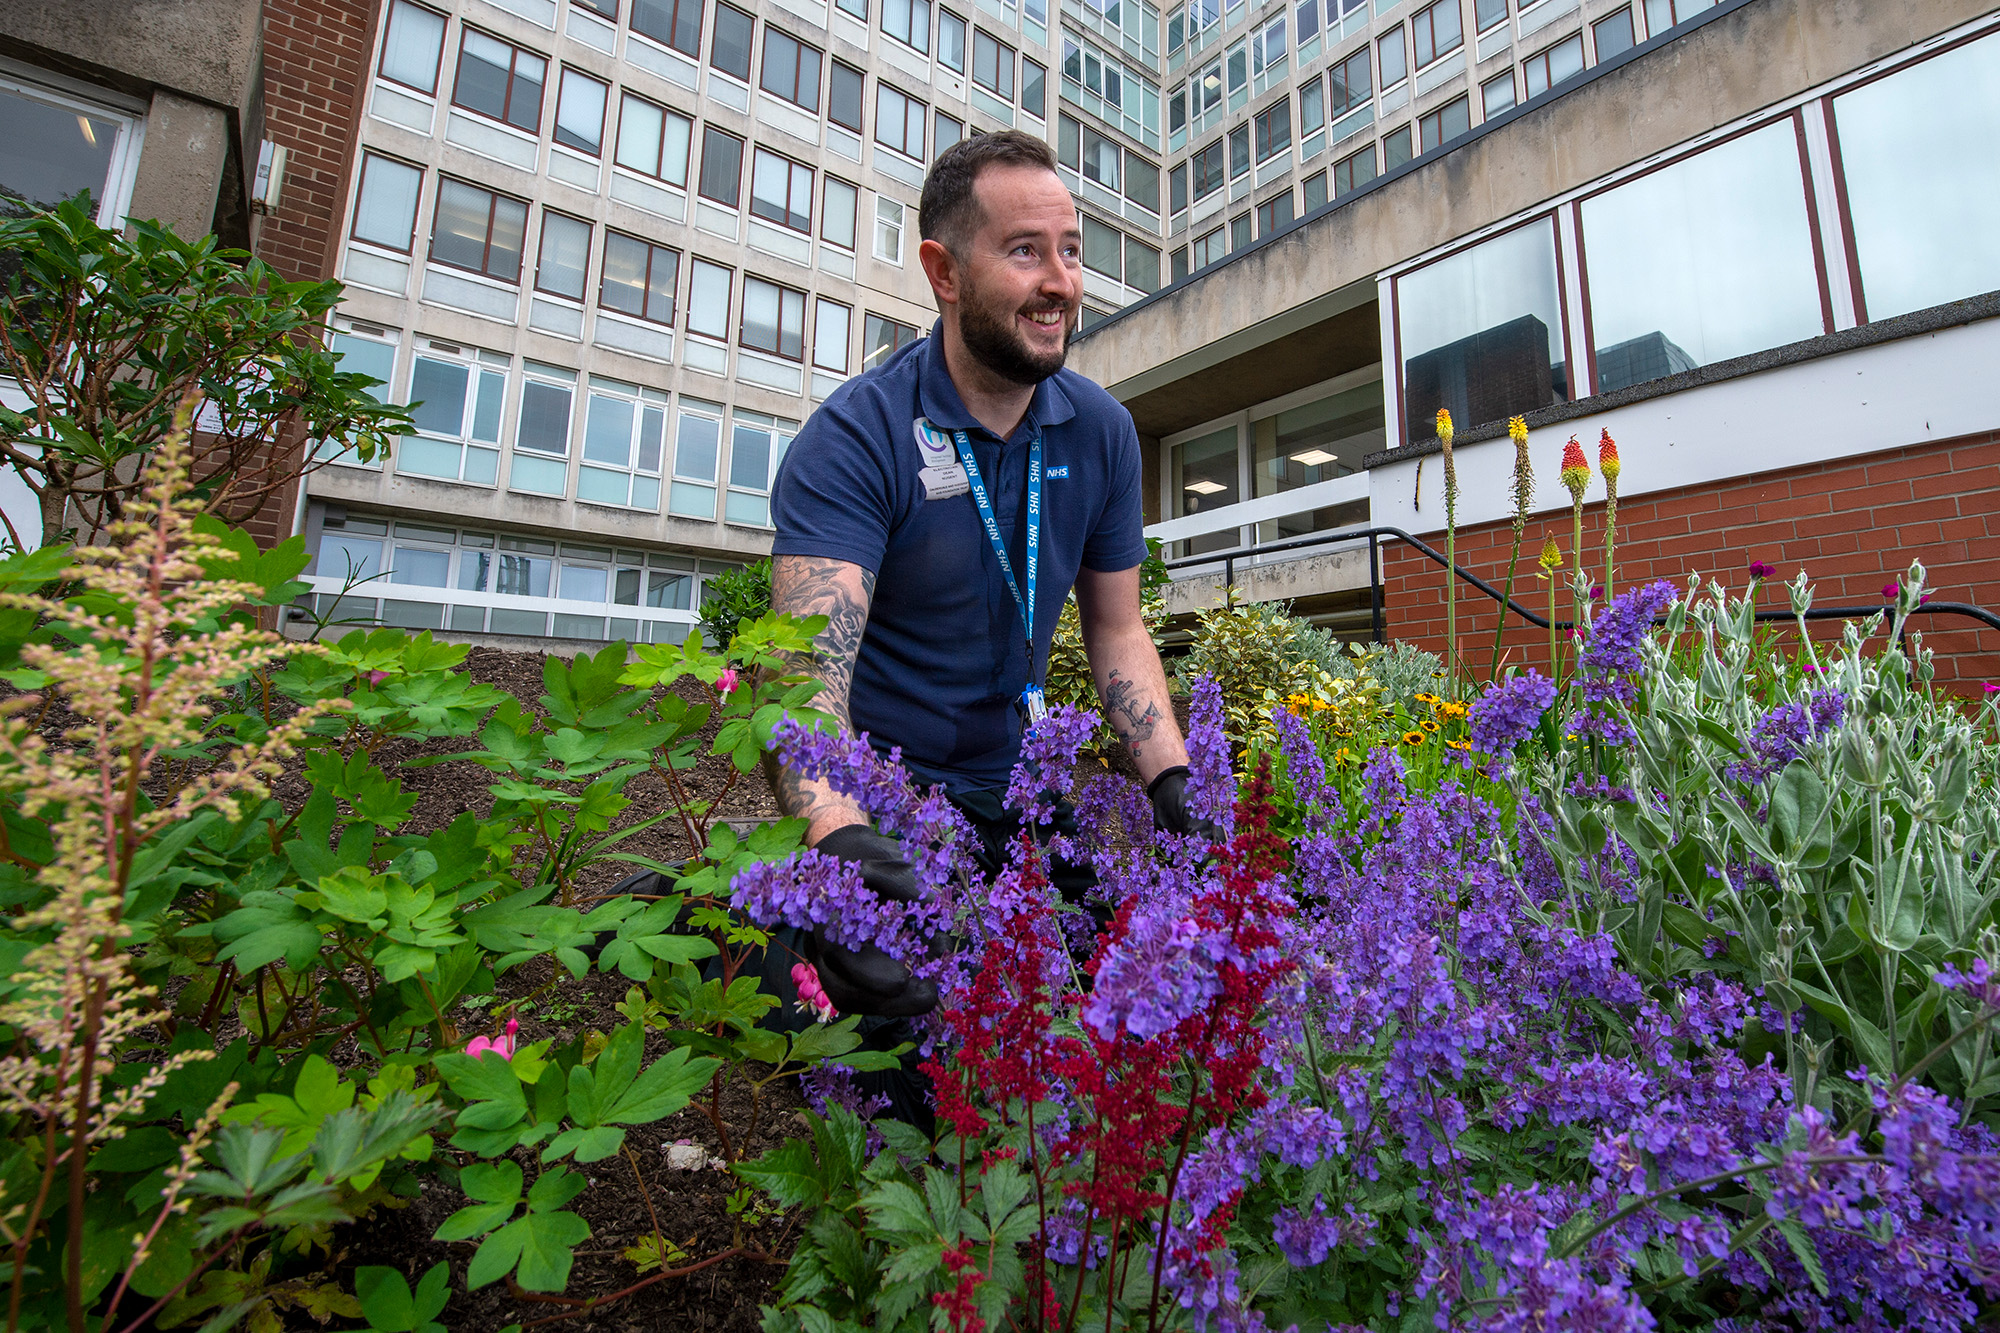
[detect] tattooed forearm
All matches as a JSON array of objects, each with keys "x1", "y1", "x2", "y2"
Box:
[
  {"x1": 772, "y1": 556, "x2": 875, "y2": 725},
  {"x1": 766, "y1": 555, "x2": 876, "y2": 838},
  {"x1": 1102, "y1": 669, "x2": 1163, "y2": 761}
]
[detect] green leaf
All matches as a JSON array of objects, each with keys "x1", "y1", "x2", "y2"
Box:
[
  {"x1": 1774, "y1": 1218, "x2": 1830, "y2": 1297},
  {"x1": 468, "y1": 1211, "x2": 591, "y2": 1292},
  {"x1": 861, "y1": 1180, "x2": 935, "y2": 1238},
  {"x1": 355, "y1": 1267, "x2": 419, "y2": 1332},
  {"x1": 459, "y1": 1160, "x2": 525, "y2": 1205},
  {"x1": 735, "y1": 1137, "x2": 827, "y2": 1210},
  {"x1": 607, "y1": 1048, "x2": 720, "y2": 1126},
  {"x1": 527, "y1": 1167, "x2": 589, "y2": 1211}
]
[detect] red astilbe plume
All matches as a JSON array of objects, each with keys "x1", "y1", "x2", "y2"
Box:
[{"x1": 932, "y1": 1240, "x2": 988, "y2": 1333}]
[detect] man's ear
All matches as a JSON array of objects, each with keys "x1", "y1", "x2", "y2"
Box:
[{"x1": 918, "y1": 237, "x2": 960, "y2": 309}]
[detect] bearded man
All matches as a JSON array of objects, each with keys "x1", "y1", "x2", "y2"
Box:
[{"x1": 764, "y1": 132, "x2": 1200, "y2": 1098}]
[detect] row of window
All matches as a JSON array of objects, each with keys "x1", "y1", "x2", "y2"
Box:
[
  {"x1": 379, "y1": 0, "x2": 1050, "y2": 169},
  {"x1": 1055, "y1": 112, "x2": 1162, "y2": 212},
  {"x1": 308, "y1": 509, "x2": 738, "y2": 643},
  {"x1": 1167, "y1": 0, "x2": 1716, "y2": 62},
  {"x1": 1167, "y1": 0, "x2": 1669, "y2": 231},
  {"x1": 1390, "y1": 23, "x2": 2000, "y2": 444},
  {"x1": 352, "y1": 140, "x2": 938, "y2": 331},
  {"x1": 325, "y1": 315, "x2": 922, "y2": 519}
]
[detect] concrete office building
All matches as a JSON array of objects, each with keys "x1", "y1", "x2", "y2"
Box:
[
  {"x1": 295, "y1": 0, "x2": 1109, "y2": 644},
  {"x1": 1070, "y1": 0, "x2": 2000, "y2": 688}
]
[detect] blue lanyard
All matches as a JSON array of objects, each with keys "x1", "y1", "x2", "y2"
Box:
[{"x1": 951, "y1": 428, "x2": 1042, "y2": 671}]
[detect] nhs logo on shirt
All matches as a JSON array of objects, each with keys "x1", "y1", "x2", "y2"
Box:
[{"x1": 1045, "y1": 465, "x2": 1070, "y2": 479}]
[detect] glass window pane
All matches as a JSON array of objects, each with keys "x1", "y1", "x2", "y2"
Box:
[
  {"x1": 730, "y1": 425, "x2": 772, "y2": 489},
  {"x1": 431, "y1": 179, "x2": 494, "y2": 271},
  {"x1": 354, "y1": 155, "x2": 422, "y2": 250},
  {"x1": 822, "y1": 177, "x2": 857, "y2": 248},
  {"x1": 474, "y1": 370, "x2": 506, "y2": 441},
  {"x1": 585, "y1": 394, "x2": 635, "y2": 465},
  {"x1": 638, "y1": 407, "x2": 666, "y2": 471},
  {"x1": 688, "y1": 260, "x2": 732, "y2": 338},
  {"x1": 1398, "y1": 215, "x2": 1565, "y2": 443},
  {"x1": 555, "y1": 69, "x2": 606, "y2": 153},
  {"x1": 391, "y1": 546, "x2": 451, "y2": 586},
  {"x1": 675, "y1": 412, "x2": 720, "y2": 480},
  {"x1": 458, "y1": 550, "x2": 491, "y2": 591},
  {"x1": 1169, "y1": 424, "x2": 1239, "y2": 555},
  {"x1": 330, "y1": 334, "x2": 396, "y2": 400},
  {"x1": 560, "y1": 564, "x2": 610, "y2": 601},
  {"x1": 814, "y1": 299, "x2": 851, "y2": 370},
  {"x1": 409, "y1": 357, "x2": 469, "y2": 435},
  {"x1": 1083, "y1": 215, "x2": 1121, "y2": 277},
  {"x1": 830, "y1": 62, "x2": 864, "y2": 131},
  {"x1": 1580, "y1": 119, "x2": 1823, "y2": 392},
  {"x1": 616, "y1": 94, "x2": 664, "y2": 176},
  {"x1": 712, "y1": 4, "x2": 754, "y2": 79},
  {"x1": 517, "y1": 381, "x2": 573, "y2": 455},
  {"x1": 700, "y1": 127, "x2": 743, "y2": 205},
  {"x1": 536, "y1": 212, "x2": 590, "y2": 299},
  {"x1": 381, "y1": 0, "x2": 447, "y2": 93},
  {"x1": 1023, "y1": 57, "x2": 1046, "y2": 118},
  {"x1": 1125, "y1": 238, "x2": 1160, "y2": 293},
  {"x1": 320, "y1": 535, "x2": 384, "y2": 581},
  {"x1": 454, "y1": 31, "x2": 514, "y2": 120},
  {"x1": 939, "y1": 10, "x2": 967, "y2": 72},
  {"x1": 490, "y1": 196, "x2": 527, "y2": 280},
  {"x1": 1835, "y1": 32, "x2": 2000, "y2": 321},
  {"x1": 496, "y1": 553, "x2": 552, "y2": 597},
  {"x1": 1594, "y1": 8, "x2": 1635, "y2": 61}
]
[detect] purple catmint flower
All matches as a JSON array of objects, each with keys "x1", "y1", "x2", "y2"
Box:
[
  {"x1": 1936, "y1": 956, "x2": 2000, "y2": 1009},
  {"x1": 1184, "y1": 676, "x2": 1236, "y2": 839},
  {"x1": 1271, "y1": 1195, "x2": 1344, "y2": 1266},
  {"x1": 1723, "y1": 688, "x2": 1847, "y2": 784},
  {"x1": 1082, "y1": 904, "x2": 1228, "y2": 1040},
  {"x1": 1468, "y1": 671, "x2": 1557, "y2": 756},
  {"x1": 1271, "y1": 704, "x2": 1340, "y2": 831},
  {"x1": 1005, "y1": 702, "x2": 1101, "y2": 827},
  {"x1": 799, "y1": 1062, "x2": 890, "y2": 1123},
  {"x1": 729, "y1": 850, "x2": 927, "y2": 960},
  {"x1": 1572, "y1": 580, "x2": 1677, "y2": 745}
]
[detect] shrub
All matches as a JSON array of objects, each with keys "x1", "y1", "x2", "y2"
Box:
[
  {"x1": 699, "y1": 557, "x2": 771, "y2": 647},
  {"x1": 0, "y1": 202, "x2": 411, "y2": 547}
]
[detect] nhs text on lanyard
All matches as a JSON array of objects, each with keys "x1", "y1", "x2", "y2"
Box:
[{"x1": 950, "y1": 429, "x2": 1047, "y2": 725}]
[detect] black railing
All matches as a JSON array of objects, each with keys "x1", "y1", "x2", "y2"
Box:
[{"x1": 1161, "y1": 525, "x2": 2000, "y2": 645}]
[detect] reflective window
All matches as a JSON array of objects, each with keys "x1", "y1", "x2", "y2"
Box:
[
  {"x1": 1524, "y1": 32, "x2": 1583, "y2": 99},
  {"x1": 862, "y1": 313, "x2": 919, "y2": 369},
  {"x1": 1329, "y1": 47, "x2": 1370, "y2": 117},
  {"x1": 1594, "y1": 8, "x2": 1635, "y2": 61},
  {"x1": 1482, "y1": 70, "x2": 1516, "y2": 119},
  {"x1": 631, "y1": 0, "x2": 705, "y2": 56},
  {"x1": 453, "y1": 29, "x2": 545, "y2": 133},
  {"x1": 710, "y1": 4, "x2": 754, "y2": 81},
  {"x1": 379, "y1": 1, "x2": 447, "y2": 95},
  {"x1": 670, "y1": 400, "x2": 723, "y2": 518},
  {"x1": 1580, "y1": 119, "x2": 1822, "y2": 392},
  {"x1": 1333, "y1": 143, "x2": 1375, "y2": 196},
  {"x1": 1250, "y1": 380, "x2": 1381, "y2": 542},
  {"x1": 1398, "y1": 215, "x2": 1566, "y2": 443},
  {"x1": 352, "y1": 153, "x2": 423, "y2": 252},
  {"x1": 614, "y1": 93, "x2": 692, "y2": 186},
  {"x1": 1834, "y1": 30, "x2": 2000, "y2": 321},
  {"x1": 554, "y1": 68, "x2": 607, "y2": 155},
  {"x1": 1169, "y1": 425, "x2": 1240, "y2": 556},
  {"x1": 829, "y1": 60, "x2": 865, "y2": 132},
  {"x1": 535, "y1": 211, "x2": 591, "y2": 300},
  {"x1": 430, "y1": 178, "x2": 528, "y2": 280},
  {"x1": 599, "y1": 231, "x2": 679, "y2": 323}
]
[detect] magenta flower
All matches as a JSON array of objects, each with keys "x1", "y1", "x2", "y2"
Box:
[
  {"x1": 1747, "y1": 560, "x2": 1776, "y2": 580},
  {"x1": 1590, "y1": 585, "x2": 1605, "y2": 601},
  {"x1": 1986, "y1": 683, "x2": 2000, "y2": 695},
  {"x1": 716, "y1": 666, "x2": 740, "y2": 700},
  {"x1": 466, "y1": 1017, "x2": 519, "y2": 1060},
  {"x1": 1883, "y1": 582, "x2": 1900, "y2": 599},
  {"x1": 365, "y1": 670, "x2": 390, "y2": 687},
  {"x1": 791, "y1": 962, "x2": 836, "y2": 1022}
]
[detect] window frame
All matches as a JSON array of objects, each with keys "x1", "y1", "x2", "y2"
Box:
[
  {"x1": 828, "y1": 59, "x2": 866, "y2": 132},
  {"x1": 1592, "y1": 7, "x2": 1636, "y2": 61},
  {"x1": 1333, "y1": 141, "x2": 1376, "y2": 196},
  {"x1": 698, "y1": 124, "x2": 746, "y2": 207},
  {"x1": 1410, "y1": 0, "x2": 1463, "y2": 68},
  {"x1": 351, "y1": 151, "x2": 425, "y2": 254},
  {"x1": 1330, "y1": 46, "x2": 1371, "y2": 118},
  {"x1": 576, "y1": 379, "x2": 669, "y2": 513},
  {"x1": 821, "y1": 175, "x2": 859, "y2": 250},
  {"x1": 552, "y1": 66, "x2": 609, "y2": 156},
  {"x1": 1378, "y1": 24, "x2": 1407, "y2": 89},
  {"x1": 882, "y1": 0, "x2": 932, "y2": 55},
  {"x1": 428, "y1": 176, "x2": 530, "y2": 282},
  {"x1": 1482, "y1": 68, "x2": 1516, "y2": 119},
  {"x1": 813, "y1": 296, "x2": 853, "y2": 372},
  {"x1": 451, "y1": 27, "x2": 547, "y2": 134},
  {"x1": 874, "y1": 83, "x2": 927, "y2": 160},
  {"x1": 709, "y1": 3, "x2": 756, "y2": 82},
  {"x1": 598, "y1": 230, "x2": 682, "y2": 325},
  {"x1": 1021, "y1": 55, "x2": 1047, "y2": 117},
  {"x1": 759, "y1": 26, "x2": 823, "y2": 111},
  {"x1": 685, "y1": 258, "x2": 734, "y2": 340},
  {"x1": 377, "y1": 0, "x2": 449, "y2": 97},
  {"x1": 937, "y1": 9, "x2": 968, "y2": 73},
  {"x1": 1474, "y1": 0, "x2": 1506, "y2": 32},
  {"x1": 1418, "y1": 93, "x2": 1470, "y2": 153},
  {"x1": 972, "y1": 28, "x2": 1016, "y2": 100},
  {"x1": 750, "y1": 146, "x2": 815, "y2": 233},
  {"x1": 862, "y1": 312, "x2": 920, "y2": 369},
  {"x1": 629, "y1": 0, "x2": 706, "y2": 58},
  {"x1": 1192, "y1": 139, "x2": 1225, "y2": 198},
  {"x1": 1523, "y1": 32, "x2": 1585, "y2": 99},
  {"x1": 739, "y1": 275, "x2": 808, "y2": 361},
  {"x1": 874, "y1": 194, "x2": 906, "y2": 263},
  {"x1": 1254, "y1": 95, "x2": 1291, "y2": 163},
  {"x1": 399, "y1": 344, "x2": 508, "y2": 485},
  {"x1": 613, "y1": 91, "x2": 692, "y2": 187},
  {"x1": 533, "y1": 209, "x2": 593, "y2": 301}
]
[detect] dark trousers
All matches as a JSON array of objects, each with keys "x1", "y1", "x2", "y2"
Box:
[{"x1": 742, "y1": 785, "x2": 1100, "y2": 1133}]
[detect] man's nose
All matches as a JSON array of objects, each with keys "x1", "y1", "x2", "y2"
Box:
[{"x1": 1037, "y1": 251, "x2": 1078, "y2": 303}]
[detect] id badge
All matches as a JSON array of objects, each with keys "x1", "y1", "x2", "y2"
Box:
[{"x1": 1021, "y1": 684, "x2": 1049, "y2": 726}]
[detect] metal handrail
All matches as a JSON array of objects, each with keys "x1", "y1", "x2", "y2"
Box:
[{"x1": 1161, "y1": 524, "x2": 2000, "y2": 644}]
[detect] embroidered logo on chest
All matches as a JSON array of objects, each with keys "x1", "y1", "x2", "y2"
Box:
[{"x1": 1045, "y1": 465, "x2": 1070, "y2": 479}]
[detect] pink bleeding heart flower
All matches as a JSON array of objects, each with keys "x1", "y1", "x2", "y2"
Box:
[
  {"x1": 467, "y1": 1017, "x2": 519, "y2": 1060},
  {"x1": 791, "y1": 962, "x2": 836, "y2": 1023},
  {"x1": 365, "y1": 670, "x2": 390, "y2": 687},
  {"x1": 716, "y1": 667, "x2": 740, "y2": 701}
]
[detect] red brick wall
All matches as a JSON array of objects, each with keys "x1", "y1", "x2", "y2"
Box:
[
  {"x1": 238, "y1": 0, "x2": 378, "y2": 550},
  {"x1": 1382, "y1": 431, "x2": 2000, "y2": 690}
]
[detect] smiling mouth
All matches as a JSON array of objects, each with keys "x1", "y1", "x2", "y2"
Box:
[{"x1": 1022, "y1": 309, "x2": 1066, "y2": 328}]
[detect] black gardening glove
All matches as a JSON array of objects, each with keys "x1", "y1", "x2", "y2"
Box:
[
  {"x1": 809, "y1": 824, "x2": 939, "y2": 1019},
  {"x1": 1147, "y1": 766, "x2": 1219, "y2": 840}
]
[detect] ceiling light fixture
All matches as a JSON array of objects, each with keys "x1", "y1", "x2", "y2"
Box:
[
  {"x1": 1289, "y1": 448, "x2": 1339, "y2": 466},
  {"x1": 1183, "y1": 480, "x2": 1228, "y2": 495}
]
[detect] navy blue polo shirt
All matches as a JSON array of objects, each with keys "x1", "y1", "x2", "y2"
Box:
[{"x1": 770, "y1": 324, "x2": 1147, "y2": 789}]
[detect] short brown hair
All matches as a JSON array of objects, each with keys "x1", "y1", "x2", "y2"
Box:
[{"x1": 918, "y1": 130, "x2": 1061, "y2": 258}]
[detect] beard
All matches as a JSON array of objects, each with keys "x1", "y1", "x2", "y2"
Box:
[{"x1": 958, "y1": 275, "x2": 1072, "y2": 386}]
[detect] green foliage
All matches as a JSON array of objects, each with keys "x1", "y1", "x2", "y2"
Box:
[
  {"x1": 0, "y1": 440, "x2": 843, "y2": 1330},
  {"x1": 698, "y1": 557, "x2": 772, "y2": 647},
  {"x1": 0, "y1": 201, "x2": 412, "y2": 546},
  {"x1": 1533, "y1": 564, "x2": 2000, "y2": 1119}
]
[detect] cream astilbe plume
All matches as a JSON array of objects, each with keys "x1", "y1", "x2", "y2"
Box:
[{"x1": 0, "y1": 411, "x2": 347, "y2": 1272}]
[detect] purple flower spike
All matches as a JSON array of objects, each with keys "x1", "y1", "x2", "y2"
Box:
[
  {"x1": 1082, "y1": 904, "x2": 1228, "y2": 1039},
  {"x1": 1005, "y1": 702, "x2": 1101, "y2": 827},
  {"x1": 1468, "y1": 671, "x2": 1558, "y2": 757},
  {"x1": 1723, "y1": 688, "x2": 1846, "y2": 784},
  {"x1": 1572, "y1": 580, "x2": 1678, "y2": 746},
  {"x1": 1184, "y1": 677, "x2": 1237, "y2": 839}
]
